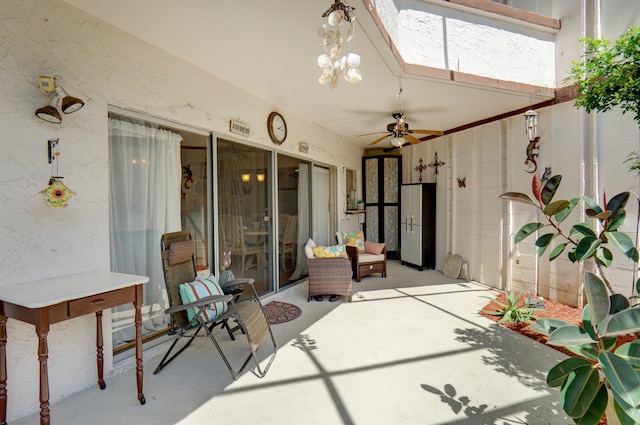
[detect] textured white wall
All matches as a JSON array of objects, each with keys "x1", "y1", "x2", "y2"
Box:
[
  {"x1": 1, "y1": 0, "x2": 352, "y2": 420},
  {"x1": 375, "y1": 0, "x2": 556, "y2": 86}
]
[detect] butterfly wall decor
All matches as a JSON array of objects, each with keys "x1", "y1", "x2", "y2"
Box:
[{"x1": 457, "y1": 177, "x2": 466, "y2": 188}]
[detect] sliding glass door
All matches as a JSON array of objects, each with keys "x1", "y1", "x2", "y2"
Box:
[
  {"x1": 216, "y1": 139, "x2": 272, "y2": 294},
  {"x1": 277, "y1": 154, "x2": 310, "y2": 288}
]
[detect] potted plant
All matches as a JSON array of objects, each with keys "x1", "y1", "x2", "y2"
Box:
[
  {"x1": 357, "y1": 200, "x2": 364, "y2": 210},
  {"x1": 500, "y1": 174, "x2": 640, "y2": 425}
]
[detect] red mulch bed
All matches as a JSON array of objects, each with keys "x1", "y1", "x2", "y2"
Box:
[
  {"x1": 480, "y1": 293, "x2": 637, "y2": 425},
  {"x1": 480, "y1": 293, "x2": 583, "y2": 357}
]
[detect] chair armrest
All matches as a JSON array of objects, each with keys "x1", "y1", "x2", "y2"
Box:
[
  {"x1": 165, "y1": 294, "x2": 232, "y2": 315},
  {"x1": 219, "y1": 277, "x2": 254, "y2": 290},
  {"x1": 345, "y1": 245, "x2": 360, "y2": 261}
]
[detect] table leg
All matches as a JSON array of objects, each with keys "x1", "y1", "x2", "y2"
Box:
[
  {"x1": 36, "y1": 311, "x2": 50, "y2": 425},
  {"x1": 134, "y1": 285, "x2": 145, "y2": 405},
  {"x1": 96, "y1": 311, "x2": 106, "y2": 390},
  {"x1": 0, "y1": 316, "x2": 7, "y2": 425}
]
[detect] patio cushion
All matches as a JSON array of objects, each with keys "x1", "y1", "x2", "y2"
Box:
[
  {"x1": 342, "y1": 231, "x2": 365, "y2": 253},
  {"x1": 312, "y1": 244, "x2": 349, "y2": 259},
  {"x1": 304, "y1": 238, "x2": 316, "y2": 259},
  {"x1": 168, "y1": 239, "x2": 194, "y2": 265},
  {"x1": 364, "y1": 241, "x2": 385, "y2": 255},
  {"x1": 180, "y1": 275, "x2": 228, "y2": 323},
  {"x1": 358, "y1": 253, "x2": 385, "y2": 263}
]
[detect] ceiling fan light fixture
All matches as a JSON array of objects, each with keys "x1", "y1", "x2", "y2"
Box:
[{"x1": 390, "y1": 136, "x2": 404, "y2": 148}]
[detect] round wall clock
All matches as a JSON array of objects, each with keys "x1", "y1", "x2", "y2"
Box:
[{"x1": 267, "y1": 112, "x2": 287, "y2": 145}]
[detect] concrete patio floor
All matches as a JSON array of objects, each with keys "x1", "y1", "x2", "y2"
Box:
[{"x1": 13, "y1": 261, "x2": 571, "y2": 425}]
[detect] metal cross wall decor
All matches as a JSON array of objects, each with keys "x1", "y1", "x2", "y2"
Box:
[
  {"x1": 428, "y1": 152, "x2": 445, "y2": 183},
  {"x1": 415, "y1": 158, "x2": 427, "y2": 182}
]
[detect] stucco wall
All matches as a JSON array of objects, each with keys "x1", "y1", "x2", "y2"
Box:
[
  {"x1": 374, "y1": 0, "x2": 556, "y2": 87},
  {"x1": 0, "y1": 0, "x2": 356, "y2": 420}
]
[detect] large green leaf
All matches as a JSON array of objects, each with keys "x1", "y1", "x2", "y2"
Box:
[
  {"x1": 565, "y1": 344, "x2": 600, "y2": 362},
  {"x1": 514, "y1": 222, "x2": 544, "y2": 243},
  {"x1": 549, "y1": 243, "x2": 568, "y2": 261},
  {"x1": 610, "y1": 294, "x2": 630, "y2": 314},
  {"x1": 599, "y1": 351, "x2": 640, "y2": 407},
  {"x1": 561, "y1": 366, "x2": 602, "y2": 418},
  {"x1": 606, "y1": 192, "x2": 630, "y2": 219},
  {"x1": 582, "y1": 305, "x2": 597, "y2": 341},
  {"x1": 614, "y1": 396, "x2": 640, "y2": 424},
  {"x1": 574, "y1": 384, "x2": 608, "y2": 425},
  {"x1": 535, "y1": 233, "x2": 556, "y2": 256},
  {"x1": 606, "y1": 209, "x2": 626, "y2": 231},
  {"x1": 605, "y1": 231, "x2": 639, "y2": 262},
  {"x1": 616, "y1": 340, "x2": 640, "y2": 368},
  {"x1": 544, "y1": 200, "x2": 570, "y2": 216},
  {"x1": 530, "y1": 318, "x2": 574, "y2": 336},
  {"x1": 541, "y1": 175, "x2": 562, "y2": 205},
  {"x1": 587, "y1": 210, "x2": 611, "y2": 220},
  {"x1": 582, "y1": 196, "x2": 603, "y2": 215},
  {"x1": 555, "y1": 197, "x2": 580, "y2": 224},
  {"x1": 595, "y1": 246, "x2": 613, "y2": 267},
  {"x1": 603, "y1": 308, "x2": 640, "y2": 337},
  {"x1": 584, "y1": 272, "x2": 611, "y2": 326},
  {"x1": 572, "y1": 224, "x2": 596, "y2": 238},
  {"x1": 499, "y1": 192, "x2": 539, "y2": 207},
  {"x1": 547, "y1": 357, "x2": 593, "y2": 387},
  {"x1": 576, "y1": 237, "x2": 601, "y2": 261},
  {"x1": 548, "y1": 325, "x2": 596, "y2": 346}
]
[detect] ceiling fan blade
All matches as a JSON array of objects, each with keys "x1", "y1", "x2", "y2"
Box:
[
  {"x1": 409, "y1": 129, "x2": 444, "y2": 136},
  {"x1": 357, "y1": 131, "x2": 387, "y2": 137},
  {"x1": 403, "y1": 134, "x2": 421, "y2": 144},
  {"x1": 369, "y1": 134, "x2": 392, "y2": 145}
]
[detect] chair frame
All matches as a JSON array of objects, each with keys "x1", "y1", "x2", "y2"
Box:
[
  {"x1": 345, "y1": 245, "x2": 387, "y2": 282},
  {"x1": 154, "y1": 231, "x2": 277, "y2": 379}
]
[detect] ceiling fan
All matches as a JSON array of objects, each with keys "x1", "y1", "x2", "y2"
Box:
[{"x1": 365, "y1": 111, "x2": 444, "y2": 150}]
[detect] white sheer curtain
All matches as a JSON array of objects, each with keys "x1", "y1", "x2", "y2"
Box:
[
  {"x1": 291, "y1": 162, "x2": 310, "y2": 280},
  {"x1": 108, "y1": 116, "x2": 182, "y2": 348},
  {"x1": 312, "y1": 166, "x2": 331, "y2": 245}
]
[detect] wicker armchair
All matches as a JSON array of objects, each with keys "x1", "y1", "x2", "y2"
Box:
[
  {"x1": 345, "y1": 245, "x2": 387, "y2": 282},
  {"x1": 304, "y1": 244, "x2": 353, "y2": 302}
]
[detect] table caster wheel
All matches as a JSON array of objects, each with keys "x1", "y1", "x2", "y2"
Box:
[
  {"x1": 138, "y1": 394, "x2": 146, "y2": 405},
  {"x1": 99, "y1": 380, "x2": 106, "y2": 390}
]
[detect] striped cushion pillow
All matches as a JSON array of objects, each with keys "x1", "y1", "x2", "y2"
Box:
[{"x1": 179, "y1": 276, "x2": 228, "y2": 323}]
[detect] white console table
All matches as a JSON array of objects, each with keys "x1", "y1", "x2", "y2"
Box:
[{"x1": 0, "y1": 272, "x2": 149, "y2": 424}]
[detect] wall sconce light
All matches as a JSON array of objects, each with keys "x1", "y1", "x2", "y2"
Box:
[
  {"x1": 524, "y1": 109, "x2": 538, "y2": 141},
  {"x1": 35, "y1": 76, "x2": 85, "y2": 124},
  {"x1": 241, "y1": 173, "x2": 251, "y2": 183},
  {"x1": 256, "y1": 173, "x2": 266, "y2": 183}
]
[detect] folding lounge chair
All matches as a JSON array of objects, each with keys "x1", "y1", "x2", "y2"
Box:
[{"x1": 154, "y1": 231, "x2": 277, "y2": 379}]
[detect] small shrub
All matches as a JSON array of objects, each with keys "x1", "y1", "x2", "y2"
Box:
[{"x1": 482, "y1": 288, "x2": 538, "y2": 324}]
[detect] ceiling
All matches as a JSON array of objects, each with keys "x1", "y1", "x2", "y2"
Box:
[{"x1": 65, "y1": 0, "x2": 554, "y2": 149}]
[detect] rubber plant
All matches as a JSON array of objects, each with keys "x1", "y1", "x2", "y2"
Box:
[{"x1": 500, "y1": 174, "x2": 640, "y2": 425}]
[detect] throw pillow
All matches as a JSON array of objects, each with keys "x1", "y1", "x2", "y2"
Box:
[
  {"x1": 179, "y1": 275, "x2": 228, "y2": 323},
  {"x1": 312, "y1": 244, "x2": 349, "y2": 258},
  {"x1": 342, "y1": 231, "x2": 365, "y2": 253},
  {"x1": 168, "y1": 239, "x2": 194, "y2": 265},
  {"x1": 304, "y1": 238, "x2": 316, "y2": 259},
  {"x1": 364, "y1": 241, "x2": 385, "y2": 255}
]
